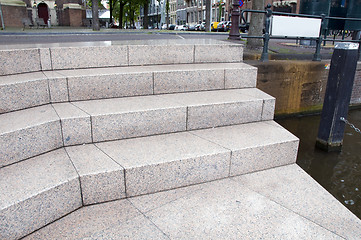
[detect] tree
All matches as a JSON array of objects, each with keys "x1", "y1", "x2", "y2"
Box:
[
  {"x1": 247, "y1": 0, "x2": 265, "y2": 48},
  {"x1": 92, "y1": 0, "x2": 100, "y2": 30},
  {"x1": 142, "y1": 0, "x2": 149, "y2": 29},
  {"x1": 205, "y1": 0, "x2": 211, "y2": 32},
  {"x1": 166, "y1": 0, "x2": 169, "y2": 29}
]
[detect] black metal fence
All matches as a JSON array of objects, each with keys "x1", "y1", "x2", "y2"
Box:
[{"x1": 240, "y1": 4, "x2": 361, "y2": 62}]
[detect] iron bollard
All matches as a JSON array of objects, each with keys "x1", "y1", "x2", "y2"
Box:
[
  {"x1": 316, "y1": 42, "x2": 359, "y2": 151},
  {"x1": 313, "y1": 14, "x2": 326, "y2": 61}
]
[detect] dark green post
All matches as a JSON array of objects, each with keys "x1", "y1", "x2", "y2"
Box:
[{"x1": 316, "y1": 42, "x2": 359, "y2": 151}]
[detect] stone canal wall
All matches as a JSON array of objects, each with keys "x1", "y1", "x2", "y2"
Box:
[{"x1": 247, "y1": 61, "x2": 361, "y2": 117}]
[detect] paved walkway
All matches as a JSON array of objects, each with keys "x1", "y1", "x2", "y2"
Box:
[
  {"x1": 0, "y1": 27, "x2": 337, "y2": 60},
  {"x1": 24, "y1": 164, "x2": 361, "y2": 239}
]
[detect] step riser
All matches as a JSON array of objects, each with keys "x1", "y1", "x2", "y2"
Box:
[
  {"x1": 0, "y1": 65, "x2": 257, "y2": 114},
  {"x1": 0, "y1": 180, "x2": 82, "y2": 240},
  {"x1": 0, "y1": 122, "x2": 63, "y2": 167},
  {"x1": 0, "y1": 149, "x2": 82, "y2": 240},
  {"x1": 0, "y1": 44, "x2": 243, "y2": 76}
]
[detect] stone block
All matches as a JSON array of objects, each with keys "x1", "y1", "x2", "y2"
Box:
[
  {"x1": 159, "y1": 89, "x2": 264, "y2": 130},
  {"x1": 194, "y1": 44, "x2": 243, "y2": 63},
  {"x1": 154, "y1": 68, "x2": 224, "y2": 94},
  {"x1": 0, "y1": 49, "x2": 41, "y2": 75},
  {"x1": 128, "y1": 45, "x2": 194, "y2": 66},
  {"x1": 73, "y1": 96, "x2": 187, "y2": 142},
  {"x1": 225, "y1": 64, "x2": 258, "y2": 89},
  {"x1": 0, "y1": 72, "x2": 50, "y2": 114},
  {"x1": 52, "y1": 102, "x2": 92, "y2": 146},
  {"x1": 0, "y1": 149, "x2": 82, "y2": 240},
  {"x1": 241, "y1": 88, "x2": 275, "y2": 120},
  {"x1": 0, "y1": 105, "x2": 63, "y2": 167},
  {"x1": 43, "y1": 71, "x2": 69, "y2": 103},
  {"x1": 50, "y1": 46, "x2": 128, "y2": 70},
  {"x1": 96, "y1": 132, "x2": 230, "y2": 196},
  {"x1": 39, "y1": 48, "x2": 52, "y2": 71},
  {"x1": 65, "y1": 144, "x2": 125, "y2": 205},
  {"x1": 65, "y1": 70, "x2": 153, "y2": 101},
  {"x1": 191, "y1": 121, "x2": 299, "y2": 176}
]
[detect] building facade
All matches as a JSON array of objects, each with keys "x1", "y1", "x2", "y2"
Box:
[
  {"x1": 139, "y1": 0, "x2": 301, "y2": 28},
  {"x1": 0, "y1": 0, "x2": 85, "y2": 27}
]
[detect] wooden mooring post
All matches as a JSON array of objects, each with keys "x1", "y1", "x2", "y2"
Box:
[{"x1": 316, "y1": 42, "x2": 359, "y2": 152}]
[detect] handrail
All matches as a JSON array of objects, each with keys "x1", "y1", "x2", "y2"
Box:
[{"x1": 240, "y1": 4, "x2": 361, "y2": 62}]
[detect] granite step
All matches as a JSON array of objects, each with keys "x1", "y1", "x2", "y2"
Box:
[
  {"x1": 0, "y1": 40, "x2": 244, "y2": 76},
  {"x1": 0, "y1": 121, "x2": 299, "y2": 240},
  {"x1": 0, "y1": 62, "x2": 256, "y2": 114},
  {"x1": 71, "y1": 88, "x2": 275, "y2": 142},
  {"x1": 23, "y1": 164, "x2": 361, "y2": 240},
  {"x1": 0, "y1": 149, "x2": 82, "y2": 240},
  {"x1": 0, "y1": 88, "x2": 274, "y2": 168}
]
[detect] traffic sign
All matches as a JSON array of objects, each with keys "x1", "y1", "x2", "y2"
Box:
[{"x1": 239, "y1": 0, "x2": 244, "y2": 7}]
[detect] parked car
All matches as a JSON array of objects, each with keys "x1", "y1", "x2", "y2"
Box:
[
  {"x1": 175, "y1": 24, "x2": 188, "y2": 31},
  {"x1": 239, "y1": 22, "x2": 250, "y2": 33},
  {"x1": 217, "y1": 21, "x2": 231, "y2": 32},
  {"x1": 169, "y1": 24, "x2": 176, "y2": 30},
  {"x1": 200, "y1": 22, "x2": 206, "y2": 31},
  {"x1": 161, "y1": 24, "x2": 167, "y2": 30},
  {"x1": 187, "y1": 24, "x2": 196, "y2": 31},
  {"x1": 211, "y1": 22, "x2": 219, "y2": 31}
]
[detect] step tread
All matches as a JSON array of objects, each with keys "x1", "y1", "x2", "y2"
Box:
[
  {"x1": 0, "y1": 148, "x2": 77, "y2": 209},
  {"x1": 55, "y1": 62, "x2": 255, "y2": 77},
  {"x1": 72, "y1": 95, "x2": 185, "y2": 116},
  {"x1": 192, "y1": 120, "x2": 298, "y2": 150},
  {"x1": 23, "y1": 165, "x2": 360, "y2": 240},
  {"x1": 0, "y1": 105, "x2": 59, "y2": 134}
]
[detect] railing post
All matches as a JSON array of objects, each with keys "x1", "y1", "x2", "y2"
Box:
[
  {"x1": 260, "y1": 4, "x2": 272, "y2": 62},
  {"x1": 359, "y1": 39, "x2": 361, "y2": 61},
  {"x1": 313, "y1": 14, "x2": 325, "y2": 61},
  {"x1": 229, "y1": 0, "x2": 240, "y2": 40}
]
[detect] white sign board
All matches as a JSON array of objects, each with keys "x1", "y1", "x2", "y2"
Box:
[{"x1": 271, "y1": 16, "x2": 322, "y2": 38}]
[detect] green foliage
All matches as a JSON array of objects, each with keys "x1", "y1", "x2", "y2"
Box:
[
  {"x1": 108, "y1": 0, "x2": 144, "y2": 27},
  {"x1": 87, "y1": 0, "x2": 105, "y2": 9}
]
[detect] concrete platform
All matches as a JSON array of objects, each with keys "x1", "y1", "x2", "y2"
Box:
[{"x1": 24, "y1": 164, "x2": 361, "y2": 239}]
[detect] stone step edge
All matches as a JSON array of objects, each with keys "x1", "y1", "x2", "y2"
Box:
[
  {"x1": 0, "y1": 89, "x2": 275, "y2": 168},
  {"x1": 0, "y1": 43, "x2": 244, "y2": 76},
  {"x1": 0, "y1": 62, "x2": 257, "y2": 114},
  {"x1": 1, "y1": 121, "x2": 299, "y2": 239}
]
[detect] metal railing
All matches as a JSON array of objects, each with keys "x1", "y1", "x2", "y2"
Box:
[{"x1": 240, "y1": 4, "x2": 361, "y2": 62}]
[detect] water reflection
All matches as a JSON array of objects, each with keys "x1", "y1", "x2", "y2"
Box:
[{"x1": 276, "y1": 108, "x2": 361, "y2": 219}]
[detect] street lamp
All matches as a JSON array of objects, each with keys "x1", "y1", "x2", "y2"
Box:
[{"x1": 228, "y1": 0, "x2": 240, "y2": 40}]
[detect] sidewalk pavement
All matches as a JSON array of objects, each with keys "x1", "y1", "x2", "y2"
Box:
[{"x1": 0, "y1": 27, "x2": 336, "y2": 61}]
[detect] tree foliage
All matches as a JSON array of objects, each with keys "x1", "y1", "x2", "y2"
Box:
[{"x1": 108, "y1": 0, "x2": 145, "y2": 28}]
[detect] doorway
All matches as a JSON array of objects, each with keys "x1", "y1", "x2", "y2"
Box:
[{"x1": 37, "y1": 2, "x2": 49, "y2": 23}]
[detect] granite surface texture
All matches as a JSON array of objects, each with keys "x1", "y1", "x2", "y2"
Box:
[
  {"x1": 0, "y1": 105, "x2": 63, "y2": 167},
  {"x1": 0, "y1": 72, "x2": 50, "y2": 114},
  {"x1": 3, "y1": 41, "x2": 355, "y2": 240},
  {"x1": 23, "y1": 164, "x2": 360, "y2": 240},
  {"x1": 0, "y1": 149, "x2": 82, "y2": 240},
  {"x1": 52, "y1": 102, "x2": 92, "y2": 146},
  {"x1": 96, "y1": 132, "x2": 231, "y2": 196},
  {"x1": 65, "y1": 144, "x2": 125, "y2": 205}
]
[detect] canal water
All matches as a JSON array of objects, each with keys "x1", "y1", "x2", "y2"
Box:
[{"x1": 276, "y1": 108, "x2": 361, "y2": 220}]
